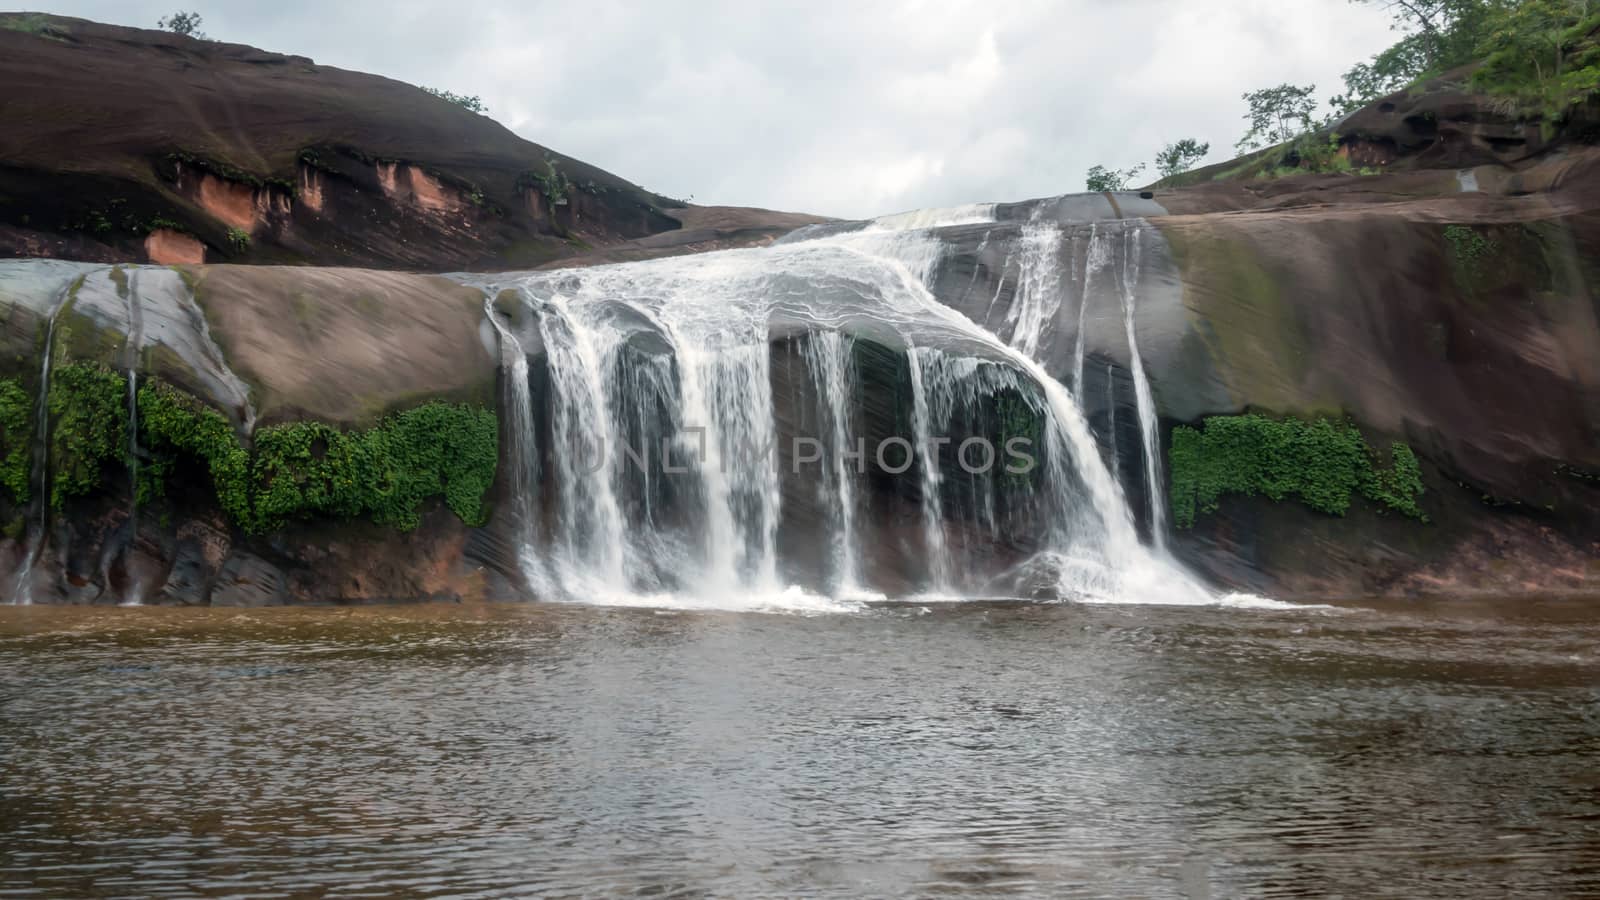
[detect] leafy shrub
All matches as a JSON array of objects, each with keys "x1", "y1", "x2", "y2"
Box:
[
  {"x1": 137, "y1": 380, "x2": 251, "y2": 523},
  {"x1": 37, "y1": 375, "x2": 498, "y2": 534},
  {"x1": 156, "y1": 11, "x2": 206, "y2": 38},
  {"x1": 252, "y1": 403, "x2": 497, "y2": 532},
  {"x1": 1085, "y1": 163, "x2": 1145, "y2": 192},
  {"x1": 0, "y1": 378, "x2": 32, "y2": 503},
  {"x1": 1444, "y1": 224, "x2": 1495, "y2": 263},
  {"x1": 48, "y1": 363, "x2": 128, "y2": 509},
  {"x1": 422, "y1": 87, "x2": 487, "y2": 113},
  {"x1": 1169, "y1": 414, "x2": 1427, "y2": 527}
]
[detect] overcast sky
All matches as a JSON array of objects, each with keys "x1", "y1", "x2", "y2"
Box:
[{"x1": 34, "y1": 0, "x2": 1397, "y2": 218}]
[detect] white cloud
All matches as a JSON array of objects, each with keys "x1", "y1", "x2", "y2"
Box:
[{"x1": 34, "y1": 0, "x2": 1398, "y2": 217}]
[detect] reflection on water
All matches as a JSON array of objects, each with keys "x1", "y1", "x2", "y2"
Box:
[{"x1": 1, "y1": 601, "x2": 1597, "y2": 897}]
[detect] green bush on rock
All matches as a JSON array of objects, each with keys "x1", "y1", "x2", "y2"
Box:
[
  {"x1": 252, "y1": 403, "x2": 497, "y2": 532},
  {"x1": 27, "y1": 372, "x2": 496, "y2": 532},
  {"x1": 48, "y1": 363, "x2": 128, "y2": 509},
  {"x1": 1170, "y1": 414, "x2": 1427, "y2": 528},
  {"x1": 137, "y1": 379, "x2": 251, "y2": 523}
]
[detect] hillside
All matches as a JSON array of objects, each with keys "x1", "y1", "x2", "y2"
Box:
[{"x1": 0, "y1": 13, "x2": 821, "y2": 270}]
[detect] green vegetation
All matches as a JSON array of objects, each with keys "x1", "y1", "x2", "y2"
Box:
[
  {"x1": 994, "y1": 391, "x2": 1044, "y2": 486},
  {"x1": 165, "y1": 152, "x2": 293, "y2": 194},
  {"x1": 519, "y1": 158, "x2": 572, "y2": 205},
  {"x1": 1236, "y1": 83, "x2": 1319, "y2": 153},
  {"x1": 47, "y1": 363, "x2": 128, "y2": 510},
  {"x1": 1155, "y1": 139, "x2": 1211, "y2": 178},
  {"x1": 0, "y1": 379, "x2": 33, "y2": 504},
  {"x1": 226, "y1": 227, "x2": 251, "y2": 252},
  {"x1": 422, "y1": 87, "x2": 488, "y2": 114},
  {"x1": 156, "y1": 11, "x2": 206, "y2": 39},
  {"x1": 1169, "y1": 414, "x2": 1426, "y2": 528},
  {"x1": 1141, "y1": 1, "x2": 1600, "y2": 189},
  {"x1": 2, "y1": 13, "x2": 71, "y2": 39},
  {"x1": 1085, "y1": 163, "x2": 1145, "y2": 192},
  {"x1": 137, "y1": 379, "x2": 251, "y2": 523},
  {"x1": 23, "y1": 369, "x2": 496, "y2": 532},
  {"x1": 252, "y1": 402, "x2": 496, "y2": 531},
  {"x1": 1473, "y1": 2, "x2": 1600, "y2": 122},
  {"x1": 1337, "y1": 0, "x2": 1600, "y2": 125},
  {"x1": 1445, "y1": 224, "x2": 1497, "y2": 264}
]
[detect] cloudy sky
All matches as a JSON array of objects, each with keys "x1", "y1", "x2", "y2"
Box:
[{"x1": 36, "y1": 0, "x2": 1397, "y2": 218}]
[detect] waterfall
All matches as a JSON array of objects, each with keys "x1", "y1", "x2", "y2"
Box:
[
  {"x1": 1104, "y1": 360, "x2": 1120, "y2": 486},
  {"x1": 1071, "y1": 224, "x2": 1108, "y2": 397},
  {"x1": 482, "y1": 294, "x2": 554, "y2": 599},
  {"x1": 470, "y1": 204, "x2": 1251, "y2": 610},
  {"x1": 178, "y1": 280, "x2": 257, "y2": 435},
  {"x1": 123, "y1": 270, "x2": 143, "y2": 580},
  {"x1": 1004, "y1": 224, "x2": 1065, "y2": 358},
  {"x1": 906, "y1": 347, "x2": 950, "y2": 593},
  {"x1": 799, "y1": 331, "x2": 859, "y2": 593},
  {"x1": 1118, "y1": 224, "x2": 1167, "y2": 550},
  {"x1": 534, "y1": 292, "x2": 630, "y2": 594},
  {"x1": 10, "y1": 281, "x2": 73, "y2": 605}
]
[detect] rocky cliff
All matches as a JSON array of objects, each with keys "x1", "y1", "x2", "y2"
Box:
[
  {"x1": 0, "y1": 13, "x2": 822, "y2": 271},
  {"x1": 0, "y1": 20, "x2": 1595, "y2": 605}
]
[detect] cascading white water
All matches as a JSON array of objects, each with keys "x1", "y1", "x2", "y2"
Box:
[
  {"x1": 1104, "y1": 360, "x2": 1120, "y2": 485},
  {"x1": 1071, "y1": 224, "x2": 1108, "y2": 397},
  {"x1": 799, "y1": 331, "x2": 860, "y2": 593},
  {"x1": 473, "y1": 202, "x2": 1279, "y2": 610},
  {"x1": 871, "y1": 203, "x2": 997, "y2": 231},
  {"x1": 1003, "y1": 224, "x2": 1065, "y2": 358},
  {"x1": 482, "y1": 294, "x2": 555, "y2": 599},
  {"x1": 905, "y1": 346, "x2": 950, "y2": 593},
  {"x1": 534, "y1": 292, "x2": 631, "y2": 594},
  {"x1": 1117, "y1": 223, "x2": 1167, "y2": 550}
]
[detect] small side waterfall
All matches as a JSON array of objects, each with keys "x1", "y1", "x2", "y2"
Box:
[
  {"x1": 123, "y1": 269, "x2": 144, "y2": 598},
  {"x1": 10, "y1": 281, "x2": 73, "y2": 605},
  {"x1": 1118, "y1": 224, "x2": 1167, "y2": 549},
  {"x1": 1071, "y1": 224, "x2": 1107, "y2": 396},
  {"x1": 906, "y1": 347, "x2": 950, "y2": 593},
  {"x1": 483, "y1": 294, "x2": 553, "y2": 598},
  {"x1": 799, "y1": 331, "x2": 860, "y2": 593},
  {"x1": 1003, "y1": 224, "x2": 1065, "y2": 359},
  {"x1": 178, "y1": 282, "x2": 257, "y2": 435}
]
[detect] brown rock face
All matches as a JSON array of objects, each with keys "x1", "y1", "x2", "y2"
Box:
[
  {"x1": 0, "y1": 13, "x2": 821, "y2": 270},
  {"x1": 143, "y1": 229, "x2": 204, "y2": 264}
]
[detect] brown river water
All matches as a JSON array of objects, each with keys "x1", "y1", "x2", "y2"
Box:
[{"x1": 1, "y1": 599, "x2": 1597, "y2": 898}]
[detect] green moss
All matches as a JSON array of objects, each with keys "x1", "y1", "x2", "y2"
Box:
[
  {"x1": 135, "y1": 379, "x2": 496, "y2": 534},
  {"x1": 108, "y1": 265, "x2": 129, "y2": 299},
  {"x1": 0, "y1": 378, "x2": 33, "y2": 504},
  {"x1": 1162, "y1": 228, "x2": 1316, "y2": 412},
  {"x1": 1170, "y1": 413, "x2": 1427, "y2": 528},
  {"x1": 995, "y1": 390, "x2": 1043, "y2": 486},
  {"x1": 1, "y1": 13, "x2": 70, "y2": 38},
  {"x1": 1445, "y1": 224, "x2": 1495, "y2": 264},
  {"x1": 52, "y1": 305, "x2": 125, "y2": 367},
  {"x1": 48, "y1": 362, "x2": 128, "y2": 509}
]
